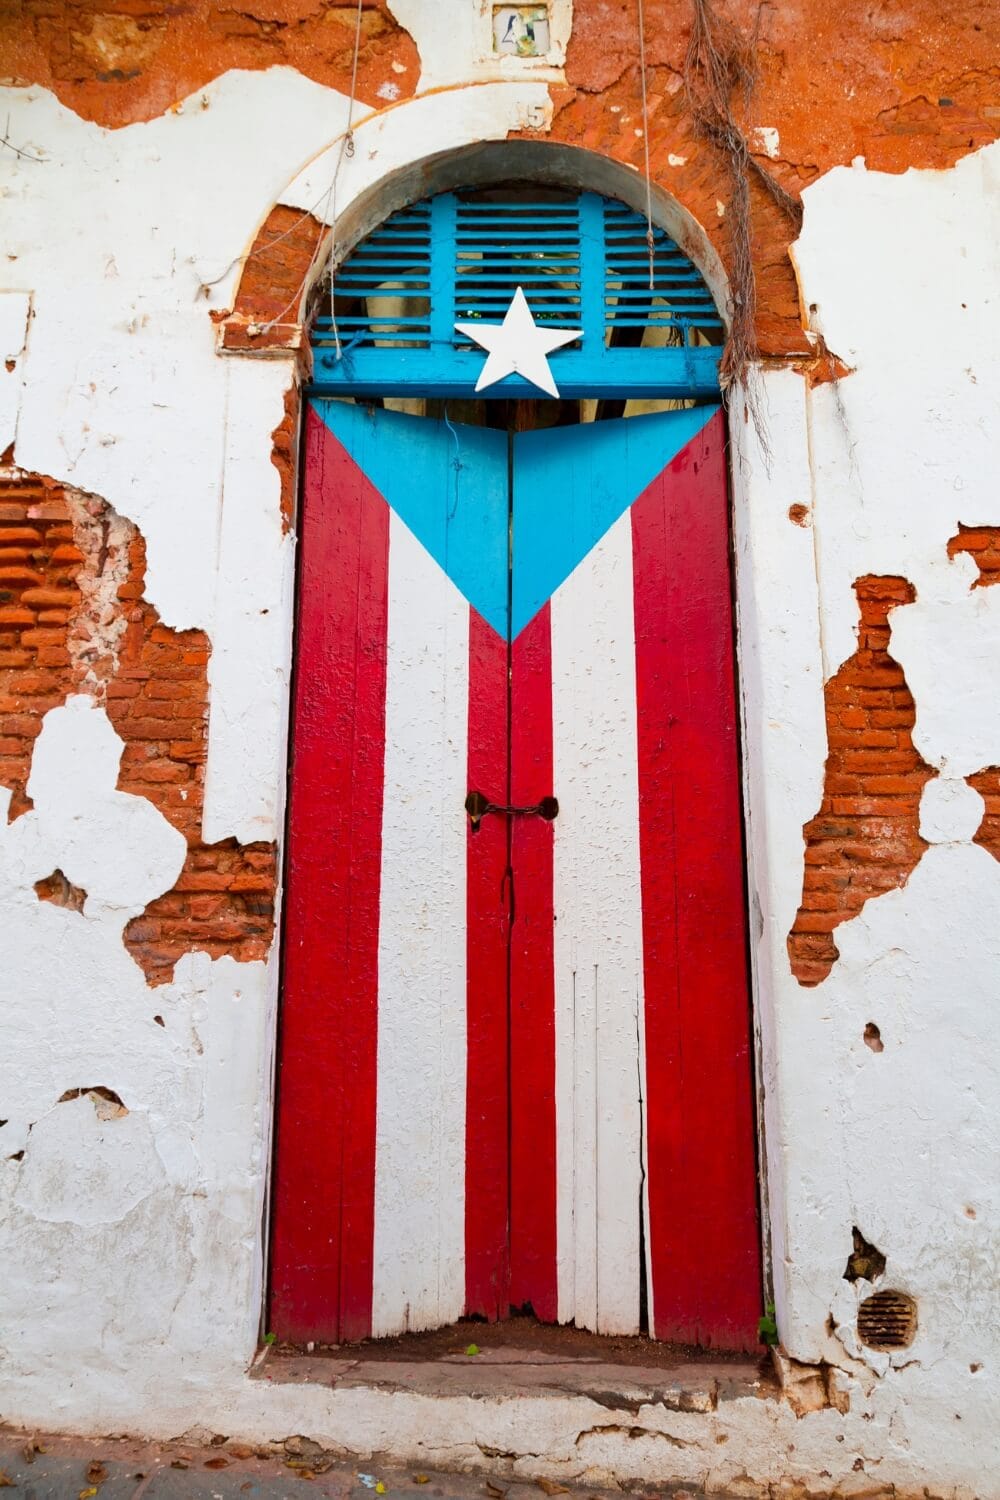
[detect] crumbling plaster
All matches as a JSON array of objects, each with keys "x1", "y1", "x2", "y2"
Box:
[
  {"x1": 0, "y1": 698, "x2": 273, "y2": 1406},
  {"x1": 0, "y1": 13, "x2": 998, "y2": 1492},
  {"x1": 728, "y1": 140, "x2": 1000, "y2": 1488}
]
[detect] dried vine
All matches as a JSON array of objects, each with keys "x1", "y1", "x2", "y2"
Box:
[{"x1": 683, "y1": 0, "x2": 802, "y2": 432}]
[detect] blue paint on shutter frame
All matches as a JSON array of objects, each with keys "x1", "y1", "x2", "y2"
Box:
[{"x1": 310, "y1": 191, "x2": 723, "y2": 400}]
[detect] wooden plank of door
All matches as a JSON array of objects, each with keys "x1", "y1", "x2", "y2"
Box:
[
  {"x1": 464, "y1": 611, "x2": 511, "y2": 1319},
  {"x1": 631, "y1": 408, "x2": 762, "y2": 1351},
  {"x1": 270, "y1": 402, "x2": 389, "y2": 1343},
  {"x1": 273, "y1": 401, "x2": 509, "y2": 1341},
  {"x1": 547, "y1": 511, "x2": 646, "y2": 1334},
  {"x1": 508, "y1": 602, "x2": 559, "y2": 1322},
  {"x1": 372, "y1": 509, "x2": 470, "y2": 1335}
]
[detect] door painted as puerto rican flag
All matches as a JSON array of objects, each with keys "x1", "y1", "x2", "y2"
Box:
[{"x1": 270, "y1": 397, "x2": 761, "y2": 1350}]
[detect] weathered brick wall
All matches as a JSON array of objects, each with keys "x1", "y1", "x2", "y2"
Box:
[
  {"x1": 3, "y1": 3, "x2": 995, "y2": 366},
  {"x1": 0, "y1": 468, "x2": 276, "y2": 985},
  {"x1": 4, "y1": 0, "x2": 999, "y2": 998},
  {"x1": 947, "y1": 524, "x2": 1000, "y2": 587},
  {"x1": 0, "y1": 473, "x2": 81, "y2": 818},
  {"x1": 787, "y1": 576, "x2": 936, "y2": 987},
  {"x1": 0, "y1": 1, "x2": 419, "y2": 128}
]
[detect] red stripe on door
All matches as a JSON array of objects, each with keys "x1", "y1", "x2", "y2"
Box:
[
  {"x1": 464, "y1": 609, "x2": 510, "y2": 1319},
  {"x1": 270, "y1": 405, "x2": 389, "y2": 1344},
  {"x1": 509, "y1": 603, "x2": 558, "y2": 1321},
  {"x1": 631, "y1": 410, "x2": 761, "y2": 1351}
]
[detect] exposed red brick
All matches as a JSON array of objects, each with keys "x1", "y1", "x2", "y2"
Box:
[
  {"x1": 124, "y1": 838, "x2": 278, "y2": 985},
  {"x1": 0, "y1": 472, "x2": 82, "y2": 817},
  {"x1": 35, "y1": 867, "x2": 87, "y2": 912},
  {"x1": 557, "y1": 0, "x2": 999, "y2": 357},
  {"x1": 223, "y1": 205, "x2": 325, "y2": 336},
  {"x1": 789, "y1": 343, "x2": 856, "y2": 388},
  {"x1": 181, "y1": 2, "x2": 1000, "y2": 366},
  {"x1": 271, "y1": 380, "x2": 301, "y2": 533},
  {"x1": 787, "y1": 576, "x2": 936, "y2": 987},
  {"x1": 944, "y1": 526, "x2": 1000, "y2": 866},
  {"x1": 946, "y1": 523, "x2": 1000, "y2": 587},
  {"x1": 967, "y1": 767, "x2": 1000, "y2": 866},
  {"x1": 0, "y1": 467, "x2": 276, "y2": 983},
  {"x1": 1, "y1": 1, "x2": 419, "y2": 130}
]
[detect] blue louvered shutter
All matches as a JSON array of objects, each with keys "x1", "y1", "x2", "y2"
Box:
[{"x1": 311, "y1": 190, "x2": 722, "y2": 398}]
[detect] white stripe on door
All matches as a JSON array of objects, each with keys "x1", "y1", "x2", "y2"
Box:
[
  {"x1": 372, "y1": 512, "x2": 469, "y2": 1336},
  {"x1": 551, "y1": 510, "x2": 647, "y2": 1334}
]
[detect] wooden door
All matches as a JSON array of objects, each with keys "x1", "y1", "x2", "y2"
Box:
[
  {"x1": 270, "y1": 399, "x2": 760, "y2": 1350},
  {"x1": 511, "y1": 408, "x2": 759, "y2": 1345}
]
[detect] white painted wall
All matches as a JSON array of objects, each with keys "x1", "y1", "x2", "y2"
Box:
[
  {"x1": 1, "y1": 26, "x2": 999, "y2": 1492},
  {"x1": 730, "y1": 141, "x2": 1000, "y2": 1492}
]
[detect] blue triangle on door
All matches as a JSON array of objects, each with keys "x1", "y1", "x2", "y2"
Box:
[
  {"x1": 311, "y1": 398, "x2": 509, "y2": 635},
  {"x1": 511, "y1": 406, "x2": 718, "y2": 636},
  {"x1": 309, "y1": 399, "x2": 719, "y2": 640}
]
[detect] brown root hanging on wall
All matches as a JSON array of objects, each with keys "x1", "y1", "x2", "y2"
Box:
[{"x1": 683, "y1": 0, "x2": 803, "y2": 422}]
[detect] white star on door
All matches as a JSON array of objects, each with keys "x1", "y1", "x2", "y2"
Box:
[{"x1": 455, "y1": 286, "x2": 581, "y2": 399}]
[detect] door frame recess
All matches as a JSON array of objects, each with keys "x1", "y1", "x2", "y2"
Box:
[{"x1": 265, "y1": 149, "x2": 768, "y2": 1350}]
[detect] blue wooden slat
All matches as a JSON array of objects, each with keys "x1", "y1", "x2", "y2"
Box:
[
  {"x1": 428, "y1": 193, "x2": 456, "y2": 351},
  {"x1": 455, "y1": 254, "x2": 580, "y2": 265},
  {"x1": 313, "y1": 345, "x2": 722, "y2": 398},
  {"x1": 578, "y1": 191, "x2": 607, "y2": 357},
  {"x1": 455, "y1": 291, "x2": 582, "y2": 301}
]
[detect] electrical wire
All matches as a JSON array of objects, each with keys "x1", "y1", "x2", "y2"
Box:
[
  {"x1": 636, "y1": 0, "x2": 656, "y2": 292},
  {"x1": 257, "y1": 0, "x2": 365, "y2": 341}
]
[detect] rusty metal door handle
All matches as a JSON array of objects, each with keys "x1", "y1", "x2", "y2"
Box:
[{"x1": 465, "y1": 790, "x2": 559, "y2": 832}]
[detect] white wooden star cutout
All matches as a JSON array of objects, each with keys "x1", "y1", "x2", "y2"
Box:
[{"x1": 455, "y1": 286, "x2": 581, "y2": 398}]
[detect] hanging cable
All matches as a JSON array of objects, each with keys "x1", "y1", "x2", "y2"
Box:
[
  {"x1": 637, "y1": 0, "x2": 656, "y2": 292},
  {"x1": 326, "y1": 0, "x2": 365, "y2": 358},
  {"x1": 257, "y1": 0, "x2": 364, "y2": 341}
]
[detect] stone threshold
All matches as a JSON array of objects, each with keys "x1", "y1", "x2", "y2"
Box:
[
  {"x1": 253, "y1": 1341, "x2": 774, "y2": 1414},
  {"x1": 234, "y1": 1338, "x2": 887, "y2": 1497}
]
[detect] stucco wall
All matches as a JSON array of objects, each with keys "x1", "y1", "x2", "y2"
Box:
[{"x1": 1, "y1": 2, "x2": 999, "y2": 1493}]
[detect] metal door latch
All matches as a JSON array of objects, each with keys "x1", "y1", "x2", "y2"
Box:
[{"x1": 465, "y1": 790, "x2": 559, "y2": 832}]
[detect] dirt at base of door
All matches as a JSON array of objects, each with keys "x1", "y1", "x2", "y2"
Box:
[{"x1": 272, "y1": 1314, "x2": 766, "y2": 1369}]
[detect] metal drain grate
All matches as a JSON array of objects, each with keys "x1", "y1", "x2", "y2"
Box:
[{"x1": 857, "y1": 1289, "x2": 917, "y2": 1350}]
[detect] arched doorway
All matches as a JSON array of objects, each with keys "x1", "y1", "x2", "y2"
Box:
[{"x1": 269, "y1": 181, "x2": 760, "y2": 1350}]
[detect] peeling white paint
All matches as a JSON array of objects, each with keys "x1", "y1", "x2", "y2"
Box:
[
  {"x1": 0, "y1": 36, "x2": 998, "y2": 1496},
  {"x1": 1, "y1": 69, "x2": 554, "y2": 840},
  {"x1": 4, "y1": 696, "x2": 186, "y2": 917},
  {"x1": 730, "y1": 141, "x2": 1000, "y2": 1493},
  {"x1": 0, "y1": 291, "x2": 31, "y2": 453}
]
